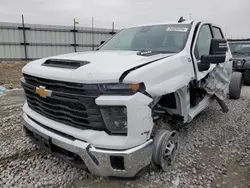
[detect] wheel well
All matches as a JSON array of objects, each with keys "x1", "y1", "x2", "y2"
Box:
[
  {"x1": 152, "y1": 92, "x2": 185, "y2": 132},
  {"x1": 158, "y1": 93, "x2": 177, "y2": 109}
]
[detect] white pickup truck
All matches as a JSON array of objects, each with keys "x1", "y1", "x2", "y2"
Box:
[{"x1": 21, "y1": 20, "x2": 241, "y2": 177}]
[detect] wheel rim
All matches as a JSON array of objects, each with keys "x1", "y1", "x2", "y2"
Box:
[
  {"x1": 152, "y1": 129, "x2": 170, "y2": 165},
  {"x1": 163, "y1": 141, "x2": 178, "y2": 164},
  {"x1": 160, "y1": 131, "x2": 179, "y2": 171}
]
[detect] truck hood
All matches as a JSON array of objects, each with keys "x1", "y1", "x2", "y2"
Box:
[
  {"x1": 232, "y1": 54, "x2": 250, "y2": 60},
  {"x1": 23, "y1": 50, "x2": 173, "y2": 83}
]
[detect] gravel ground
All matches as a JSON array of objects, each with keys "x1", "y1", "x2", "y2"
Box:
[
  {"x1": 0, "y1": 61, "x2": 27, "y2": 89},
  {"x1": 0, "y1": 88, "x2": 249, "y2": 188},
  {"x1": 0, "y1": 61, "x2": 249, "y2": 188}
]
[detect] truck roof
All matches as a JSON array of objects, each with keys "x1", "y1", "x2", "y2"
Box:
[
  {"x1": 127, "y1": 20, "x2": 193, "y2": 28},
  {"x1": 127, "y1": 20, "x2": 220, "y2": 29}
]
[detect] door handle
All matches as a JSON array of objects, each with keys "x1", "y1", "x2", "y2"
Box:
[{"x1": 229, "y1": 58, "x2": 233, "y2": 62}]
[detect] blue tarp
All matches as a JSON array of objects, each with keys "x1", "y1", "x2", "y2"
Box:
[{"x1": 0, "y1": 86, "x2": 7, "y2": 97}]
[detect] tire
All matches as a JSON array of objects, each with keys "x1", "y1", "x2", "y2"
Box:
[
  {"x1": 152, "y1": 129, "x2": 169, "y2": 166},
  {"x1": 243, "y1": 70, "x2": 250, "y2": 85},
  {"x1": 229, "y1": 72, "x2": 242, "y2": 99},
  {"x1": 159, "y1": 131, "x2": 179, "y2": 171},
  {"x1": 152, "y1": 129, "x2": 179, "y2": 172}
]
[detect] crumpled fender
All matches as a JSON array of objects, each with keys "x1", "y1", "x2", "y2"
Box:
[
  {"x1": 202, "y1": 64, "x2": 231, "y2": 100},
  {"x1": 123, "y1": 52, "x2": 195, "y2": 96}
]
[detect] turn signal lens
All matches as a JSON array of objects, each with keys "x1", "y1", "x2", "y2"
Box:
[
  {"x1": 129, "y1": 83, "x2": 140, "y2": 92},
  {"x1": 99, "y1": 83, "x2": 145, "y2": 94}
]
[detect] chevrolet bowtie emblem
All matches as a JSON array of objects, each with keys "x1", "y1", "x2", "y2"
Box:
[{"x1": 35, "y1": 86, "x2": 51, "y2": 98}]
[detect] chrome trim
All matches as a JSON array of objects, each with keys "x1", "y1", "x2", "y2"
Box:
[{"x1": 23, "y1": 113, "x2": 153, "y2": 177}]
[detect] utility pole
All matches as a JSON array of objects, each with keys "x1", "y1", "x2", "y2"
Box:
[
  {"x1": 73, "y1": 18, "x2": 77, "y2": 52},
  {"x1": 91, "y1": 17, "x2": 94, "y2": 50},
  {"x1": 112, "y1": 22, "x2": 114, "y2": 34},
  {"x1": 189, "y1": 13, "x2": 192, "y2": 20},
  {"x1": 21, "y1": 15, "x2": 28, "y2": 59}
]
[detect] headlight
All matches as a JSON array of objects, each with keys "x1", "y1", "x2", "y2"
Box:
[
  {"x1": 99, "y1": 83, "x2": 145, "y2": 94},
  {"x1": 100, "y1": 106, "x2": 127, "y2": 135},
  {"x1": 234, "y1": 60, "x2": 243, "y2": 68}
]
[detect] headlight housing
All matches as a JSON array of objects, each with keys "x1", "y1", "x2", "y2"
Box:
[
  {"x1": 99, "y1": 83, "x2": 145, "y2": 94},
  {"x1": 100, "y1": 106, "x2": 127, "y2": 135},
  {"x1": 234, "y1": 60, "x2": 244, "y2": 68}
]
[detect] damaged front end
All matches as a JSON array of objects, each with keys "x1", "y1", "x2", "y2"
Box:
[{"x1": 22, "y1": 74, "x2": 156, "y2": 177}]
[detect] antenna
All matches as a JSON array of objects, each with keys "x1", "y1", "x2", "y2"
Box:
[{"x1": 178, "y1": 16, "x2": 186, "y2": 23}]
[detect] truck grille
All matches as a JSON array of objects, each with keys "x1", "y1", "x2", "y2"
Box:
[
  {"x1": 23, "y1": 74, "x2": 101, "y2": 95},
  {"x1": 22, "y1": 74, "x2": 106, "y2": 131}
]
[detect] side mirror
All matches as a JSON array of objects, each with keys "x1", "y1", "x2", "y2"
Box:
[
  {"x1": 197, "y1": 60, "x2": 210, "y2": 71},
  {"x1": 201, "y1": 54, "x2": 227, "y2": 64},
  {"x1": 210, "y1": 38, "x2": 228, "y2": 55},
  {"x1": 198, "y1": 38, "x2": 228, "y2": 71},
  {"x1": 100, "y1": 41, "x2": 105, "y2": 45}
]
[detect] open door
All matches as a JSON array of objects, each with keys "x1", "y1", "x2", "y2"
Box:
[{"x1": 191, "y1": 23, "x2": 232, "y2": 81}]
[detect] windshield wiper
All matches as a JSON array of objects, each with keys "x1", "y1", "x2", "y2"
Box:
[
  {"x1": 152, "y1": 50, "x2": 177, "y2": 54},
  {"x1": 137, "y1": 50, "x2": 176, "y2": 56}
]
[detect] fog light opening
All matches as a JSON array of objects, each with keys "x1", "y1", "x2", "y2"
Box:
[{"x1": 110, "y1": 156, "x2": 125, "y2": 170}]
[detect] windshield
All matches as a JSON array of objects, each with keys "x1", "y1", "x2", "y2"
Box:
[
  {"x1": 229, "y1": 42, "x2": 250, "y2": 55},
  {"x1": 99, "y1": 24, "x2": 191, "y2": 53}
]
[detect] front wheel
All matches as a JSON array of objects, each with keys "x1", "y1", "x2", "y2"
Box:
[
  {"x1": 229, "y1": 72, "x2": 242, "y2": 99},
  {"x1": 152, "y1": 129, "x2": 179, "y2": 171}
]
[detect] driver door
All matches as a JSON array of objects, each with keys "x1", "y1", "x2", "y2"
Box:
[{"x1": 191, "y1": 23, "x2": 232, "y2": 81}]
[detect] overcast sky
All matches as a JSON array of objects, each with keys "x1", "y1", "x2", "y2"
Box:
[{"x1": 0, "y1": 0, "x2": 249, "y2": 38}]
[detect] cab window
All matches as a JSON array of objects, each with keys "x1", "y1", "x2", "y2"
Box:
[{"x1": 194, "y1": 25, "x2": 213, "y2": 60}]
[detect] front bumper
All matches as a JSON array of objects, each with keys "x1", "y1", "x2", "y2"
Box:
[
  {"x1": 22, "y1": 91, "x2": 154, "y2": 150},
  {"x1": 23, "y1": 113, "x2": 153, "y2": 177},
  {"x1": 233, "y1": 61, "x2": 250, "y2": 72}
]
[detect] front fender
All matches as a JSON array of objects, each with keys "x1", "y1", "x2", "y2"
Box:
[{"x1": 123, "y1": 52, "x2": 195, "y2": 96}]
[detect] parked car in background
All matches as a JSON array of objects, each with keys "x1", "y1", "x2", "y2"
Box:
[{"x1": 228, "y1": 39, "x2": 250, "y2": 85}]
